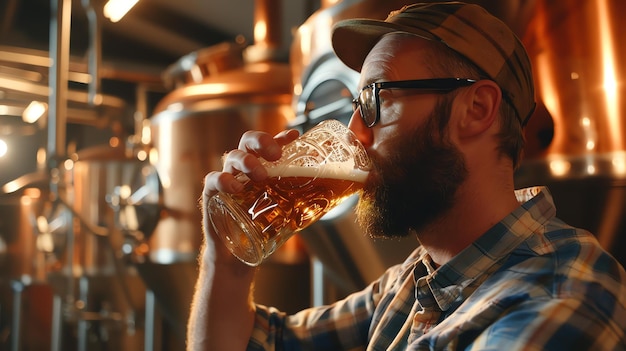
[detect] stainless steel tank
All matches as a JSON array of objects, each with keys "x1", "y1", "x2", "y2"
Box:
[{"x1": 290, "y1": 0, "x2": 424, "y2": 302}]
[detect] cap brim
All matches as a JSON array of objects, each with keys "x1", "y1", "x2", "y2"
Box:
[{"x1": 332, "y1": 18, "x2": 437, "y2": 73}]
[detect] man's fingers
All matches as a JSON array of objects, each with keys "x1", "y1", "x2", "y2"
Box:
[
  {"x1": 273, "y1": 129, "x2": 299, "y2": 148},
  {"x1": 222, "y1": 150, "x2": 267, "y2": 181},
  {"x1": 203, "y1": 171, "x2": 242, "y2": 198}
]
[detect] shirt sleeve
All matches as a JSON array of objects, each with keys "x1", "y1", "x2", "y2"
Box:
[{"x1": 247, "y1": 260, "x2": 412, "y2": 351}]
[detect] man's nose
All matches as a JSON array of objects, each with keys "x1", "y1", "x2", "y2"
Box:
[{"x1": 348, "y1": 107, "x2": 373, "y2": 148}]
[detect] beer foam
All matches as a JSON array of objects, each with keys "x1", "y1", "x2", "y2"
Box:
[{"x1": 266, "y1": 161, "x2": 369, "y2": 182}]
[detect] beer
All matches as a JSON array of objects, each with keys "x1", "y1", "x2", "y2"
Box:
[
  {"x1": 208, "y1": 119, "x2": 371, "y2": 265},
  {"x1": 209, "y1": 164, "x2": 368, "y2": 261}
]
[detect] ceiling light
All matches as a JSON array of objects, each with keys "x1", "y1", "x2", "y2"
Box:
[
  {"x1": 22, "y1": 101, "x2": 47, "y2": 123},
  {"x1": 0, "y1": 139, "x2": 7, "y2": 158},
  {"x1": 103, "y1": 0, "x2": 139, "y2": 23}
]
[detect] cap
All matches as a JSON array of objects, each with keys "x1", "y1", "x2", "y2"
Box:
[{"x1": 331, "y1": 2, "x2": 536, "y2": 126}]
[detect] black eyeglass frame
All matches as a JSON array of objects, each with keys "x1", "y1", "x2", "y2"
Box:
[{"x1": 352, "y1": 78, "x2": 477, "y2": 128}]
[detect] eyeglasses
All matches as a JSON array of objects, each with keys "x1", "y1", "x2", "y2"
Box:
[{"x1": 352, "y1": 78, "x2": 477, "y2": 127}]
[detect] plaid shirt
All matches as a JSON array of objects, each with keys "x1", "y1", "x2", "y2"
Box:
[{"x1": 248, "y1": 187, "x2": 626, "y2": 350}]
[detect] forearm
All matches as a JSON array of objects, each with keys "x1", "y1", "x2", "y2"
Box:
[
  {"x1": 187, "y1": 128, "x2": 299, "y2": 350},
  {"x1": 187, "y1": 244, "x2": 257, "y2": 351}
]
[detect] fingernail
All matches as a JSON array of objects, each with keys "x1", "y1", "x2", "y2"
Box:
[
  {"x1": 267, "y1": 144, "x2": 281, "y2": 158},
  {"x1": 231, "y1": 181, "x2": 244, "y2": 192},
  {"x1": 252, "y1": 166, "x2": 267, "y2": 179}
]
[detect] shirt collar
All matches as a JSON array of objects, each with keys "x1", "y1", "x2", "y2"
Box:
[{"x1": 415, "y1": 186, "x2": 556, "y2": 311}]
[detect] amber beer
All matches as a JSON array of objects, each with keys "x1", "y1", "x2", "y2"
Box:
[
  {"x1": 208, "y1": 119, "x2": 371, "y2": 266},
  {"x1": 209, "y1": 163, "x2": 368, "y2": 265},
  {"x1": 241, "y1": 166, "x2": 366, "y2": 234}
]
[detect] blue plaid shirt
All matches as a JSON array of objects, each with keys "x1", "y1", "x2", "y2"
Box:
[{"x1": 248, "y1": 187, "x2": 626, "y2": 350}]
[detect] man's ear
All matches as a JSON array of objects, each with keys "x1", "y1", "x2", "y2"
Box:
[{"x1": 455, "y1": 80, "x2": 502, "y2": 139}]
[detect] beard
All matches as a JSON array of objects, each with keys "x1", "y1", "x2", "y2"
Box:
[{"x1": 356, "y1": 98, "x2": 468, "y2": 239}]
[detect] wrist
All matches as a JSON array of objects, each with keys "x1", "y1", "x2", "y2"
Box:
[{"x1": 201, "y1": 243, "x2": 257, "y2": 278}]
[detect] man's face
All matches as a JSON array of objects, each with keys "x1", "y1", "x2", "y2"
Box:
[
  {"x1": 355, "y1": 96, "x2": 468, "y2": 239},
  {"x1": 351, "y1": 34, "x2": 469, "y2": 238}
]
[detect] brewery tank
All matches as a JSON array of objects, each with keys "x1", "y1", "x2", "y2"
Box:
[
  {"x1": 289, "y1": 0, "x2": 626, "y2": 303},
  {"x1": 515, "y1": 0, "x2": 626, "y2": 266},
  {"x1": 149, "y1": 43, "x2": 293, "y2": 265},
  {"x1": 144, "y1": 0, "x2": 312, "y2": 336}
]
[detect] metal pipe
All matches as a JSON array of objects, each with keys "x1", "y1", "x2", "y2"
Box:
[
  {"x1": 254, "y1": 0, "x2": 281, "y2": 49},
  {"x1": 48, "y1": 5, "x2": 72, "y2": 349},
  {"x1": 82, "y1": 0, "x2": 102, "y2": 106},
  {"x1": 144, "y1": 289, "x2": 156, "y2": 351},
  {"x1": 48, "y1": 0, "x2": 71, "y2": 170},
  {"x1": 10, "y1": 281, "x2": 23, "y2": 351},
  {"x1": 50, "y1": 294, "x2": 63, "y2": 351},
  {"x1": 246, "y1": 0, "x2": 282, "y2": 62},
  {"x1": 77, "y1": 276, "x2": 89, "y2": 351}
]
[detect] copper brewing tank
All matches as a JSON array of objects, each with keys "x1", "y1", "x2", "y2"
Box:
[
  {"x1": 289, "y1": 0, "x2": 626, "y2": 302},
  {"x1": 144, "y1": 0, "x2": 314, "y2": 337},
  {"x1": 516, "y1": 0, "x2": 626, "y2": 265},
  {"x1": 288, "y1": 0, "x2": 542, "y2": 301},
  {"x1": 148, "y1": 0, "x2": 293, "y2": 265},
  {"x1": 146, "y1": 40, "x2": 296, "y2": 345},
  {"x1": 148, "y1": 44, "x2": 293, "y2": 264}
]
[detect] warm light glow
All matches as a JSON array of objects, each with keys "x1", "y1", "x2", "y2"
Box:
[
  {"x1": 167, "y1": 102, "x2": 184, "y2": 112},
  {"x1": 587, "y1": 164, "x2": 596, "y2": 175},
  {"x1": 137, "y1": 150, "x2": 147, "y2": 161},
  {"x1": 613, "y1": 153, "x2": 626, "y2": 175},
  {"x1": 298, "y1": 25, "x2": 312, "y2": 63},
  {"x1": 293, "y1": 83, "x2": 303, "y2": 96},
  {"x1": 103, "y1": 0, "x2": 139, "y2": 23},
  {"x1": 189, "y1": 65, "x2": 203, "y2": 83},
  {"x1": 141, "y1": 121, "x2": 151, "y2": 145},
  {"x1": 549, "y1": 159, "x2": 571, "y2": 177},
  {"x1": 110, "y1": 137, "x2": 120, "y2": 148},
  {"x1": 156, "y1": 130, "x2": 171, "y2": 189},
  {"x1": 581, "y1": 117, "x2": 591, "y2": 127},
  {"x1": 22, "y1": 101, "x2": 47, "y2": 123},
  {"x1": 21, "y1": 195, "x2": 32, "y2": 206},
  {"x1": 36, "y1": 216, "x2": 49, "y2": 233},
  {"x1": 64, "y1": 158, "x2": 74, "y2": 171},
  {"x1": 37, "y1": 233, "x2": 55, "y2": 253},
  {"x1": 37, "y1": 148, "x2": 46, "y2": 168},
  {"x1": 24, "y1": 188, "x2": 41, "y2": 198},
  {"x1": 185, "y1": 84, "x2": 229, "y2": 96},
  {"x1": 581, "y1": 117, "x2": 596, "y2": 151},
  {"x1": 598, "y1": 0, "x2": 623, "y2": 150},
  {"x1": 0, "y1": 139, "x2": 7, "y2": 158},
  {"x1": 254, "y1": 20, "x2": 267, "y2": 45},
  {"x1": 149, "y1": 148, "x2": 159, "y2": 166},
  {"x1": 3, "y1": 180, "x2": 19, "y2": 194},
  {"x1": 535, "y1": 52, "x2": 561, "y2": 146},
  {"x1": 247, "y1": 63, "x2": 272, "y2": 73},
  {"x1": 120, "y1": 185, "x2": 131, "y2": 199}
]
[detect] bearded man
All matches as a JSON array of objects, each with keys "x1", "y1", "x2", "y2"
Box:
[{"x1": 187, "y1": 3, "x2": 626, "y2": 350}]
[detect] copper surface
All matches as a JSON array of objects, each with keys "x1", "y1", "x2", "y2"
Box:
[
  {"x1": 254, "y1": 0, "x2": 282, "y2": 52},
  {"x1": 523, "y1": 0, "x2": 626, "y2": 162},
  {"x1": 144, "y1": 0, "x2": 306, "y2": 266}
]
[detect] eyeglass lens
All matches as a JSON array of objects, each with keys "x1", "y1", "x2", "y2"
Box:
[{"x1": 358, "y1": 86, "x2": 377, "y2": 127}]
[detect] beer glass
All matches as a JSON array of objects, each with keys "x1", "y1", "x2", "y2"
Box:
[{"x1": 207, "y1": 119, "x2": 371, "y2": 266}]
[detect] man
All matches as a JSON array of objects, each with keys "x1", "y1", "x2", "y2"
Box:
[{"x1": 187, "y1": 2, "x2": 626, "y2": 350}]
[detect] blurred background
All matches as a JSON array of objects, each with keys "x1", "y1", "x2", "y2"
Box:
[{"x1": 0, "y1": 0, "x2": 625, "y2": 350}]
